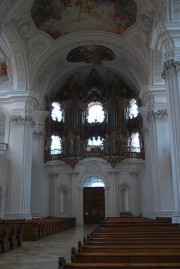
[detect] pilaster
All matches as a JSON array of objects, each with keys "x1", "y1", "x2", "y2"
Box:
[
  {"x1": 31, "y1": 110, "x2": 49, "y2": 217},
  {"x1": 78, "y1": 186, "x2": 84, "y2": 225},
  {"x1": 69, "y1": 172, "x2": 79, "y2": 222},
  {"x1": 108, "y1": 171, "x2": 118, "y2": 216},
  {"x1": 162, "y1": 59, "x2": 180, "y2": 221},
  {"x1": 48, "y1": 172, "x2": 58, "y2": 217},
  {"x1": 129, "y1": 171, "x2": 139, "y2": 216},
  {"x1": 141, "y1": 88, "x2": 170, "y2": 217}
]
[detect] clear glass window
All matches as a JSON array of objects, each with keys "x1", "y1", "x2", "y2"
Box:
[
  {"x1": 87, "y1": 102, "x2": 105, "y2": 123},
  {"x1": 129, "y1": 99, "x2": 138, "y2": 119},
  {"x1": 51, "y1": 102, "x2": 63, "y2": 122},
  {"x1": 83, "y1": 176, "x2": 105, "y2": 187},
  {"x1": 87, "y1": 136, "x2": 104, "y2": 151},
  {"x1": 51, "y1": 135, "x2": 61, "y2": 154},
  {"x1": 128, "y1": 132, "x2": 140, "y2": 152}
]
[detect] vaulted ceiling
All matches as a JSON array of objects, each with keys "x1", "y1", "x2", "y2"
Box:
[{"x1": 0, "y1": 0, "x2": 167, "y2": 105}]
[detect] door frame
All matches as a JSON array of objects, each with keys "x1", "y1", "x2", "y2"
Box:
[
  {"x1": 78, "y1": 176, "x2": 109, "y2": 225},
  {"x1": 83, "y1": 187, "x2": 105, "y2": 225}
]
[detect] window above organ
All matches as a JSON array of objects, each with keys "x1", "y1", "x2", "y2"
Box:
[{"x1": 87, "y1": 102, "x2": 105, "y2": 123}]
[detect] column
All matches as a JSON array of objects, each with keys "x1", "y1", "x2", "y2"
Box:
[
  {"x1": 31, "y1": 110, "x2": 48, "y2": 217},
  {"x1": 5, "y1": 114, "x2": 34, "y2": 219},
  {"x1": 139, "y1": 106, "x2": 153, "y2": 216},
  {"x1": 162, "y1": 59, "x2": 180, "y2": 222},
  {"x1": 145, "y1": 110, "x2": 163, "y2": 216}
]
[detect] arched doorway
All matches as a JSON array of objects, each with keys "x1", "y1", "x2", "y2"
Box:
[{"x1": 83, "y1": 177, "x2": 105, "y2": 225}]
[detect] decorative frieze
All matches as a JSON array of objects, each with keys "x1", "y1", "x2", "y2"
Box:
[
  {"x1": 11, "y1": 115, "x2": 35, "y2": 127},
  {"x1": 161, "y1": 59, "x2": 180, "y2": 79}
]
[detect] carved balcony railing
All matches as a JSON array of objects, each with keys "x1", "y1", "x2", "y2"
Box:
[{"x1": 45, "y1": 150, "x2": 145, "y2": 167}]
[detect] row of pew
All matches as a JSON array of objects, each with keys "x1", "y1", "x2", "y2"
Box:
[
  {"x1": 0, "y1": 223, "x2": 23, "y2": 253},
  {"x1": 58, "y1": 216, "x2": 180, "y2": 268},
  {"x1": 0, "y1": 217, "x2": 76, "y2": 253}
]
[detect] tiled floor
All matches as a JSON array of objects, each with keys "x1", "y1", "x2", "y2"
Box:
[{"x1": 0, "y1": 225, "x2": 96, "y2": 269}]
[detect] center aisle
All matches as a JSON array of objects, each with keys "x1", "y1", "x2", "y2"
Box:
[{"x1": 0, "y1": 225, "x2": 96, "y2": 269}]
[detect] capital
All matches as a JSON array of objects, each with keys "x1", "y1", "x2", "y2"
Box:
[
  {"x1": 161, "y1": 59, "x2": 180, "y2": 79},
  {"x1": 146, "y1": 109, "x2": 168, "y2": 121},
  {"x1": 130, "y1": 171, "x2": 139, "y2": 177},
  {"x1": 10, "y1": 115, "x2": 35, "y2": 127}
]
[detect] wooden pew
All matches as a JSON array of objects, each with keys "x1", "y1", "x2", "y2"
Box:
[
  {"x1": 78, "y1": 242, "x2": 180, "y2": 254},
  {"x1": 59, "y1": 217, "x2": 180, "y2": 269},
  {"x1": 59, "y1": 262, "x2": 180, "y2": 269},
  {"x1": 71, "y1": 248, "x2": 180, "y2": 264},
  {"x1": 0, "y1": 228, "x2": 11, "y2": 252},
  {"x1": 0, "y1": 217, "x2": 76, "y2": 241}
]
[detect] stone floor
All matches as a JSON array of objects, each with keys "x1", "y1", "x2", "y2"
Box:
[{"x1": 0, "y1": 225, "x2": 96, "y2": 269}]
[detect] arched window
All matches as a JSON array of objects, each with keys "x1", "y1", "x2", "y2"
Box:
[
  {"x1": 87, "y1": 136, "x2": 104, "y2": 151},
  {"x1": 50, "y1": 135, "x2": 62, "y2": 154},
  {"x1": 83, "y1": 177, "x2": 105, "y2": 187},
  {"x1": 51, "y1": 102, "x2": 63, "y2": 122},
  {"x1": 87, "y1": 102, "x2": 105, "y2": 123},
  {"x1": 129, "y1": 132, "x2": 140, "y2": 152},
  {"x1": 129, "y1": 99, "x2": 138, "y2": 119}
]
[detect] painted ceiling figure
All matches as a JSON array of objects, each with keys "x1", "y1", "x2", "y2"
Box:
[
  {"x1": 67, "y1": 45, "x2": 116, "y2": 64},
  {"x1": 31, "y1": 0, "x2": 137, "y2": 39}
]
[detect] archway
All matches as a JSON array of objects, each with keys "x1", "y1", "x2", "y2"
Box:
[{"x1": 83, "y1": 176, "x2": 105, "y2": 225}]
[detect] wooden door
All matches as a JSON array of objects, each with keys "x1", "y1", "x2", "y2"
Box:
[{"x1": 83, "y1": 187, "x2": 105, "y2": 225}]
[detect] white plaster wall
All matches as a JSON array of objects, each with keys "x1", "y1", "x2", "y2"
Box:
[{"x1": 43, "y1": 158, "x2": 145, "y2": 225}]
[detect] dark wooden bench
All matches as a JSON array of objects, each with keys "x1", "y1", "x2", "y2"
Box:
[
  {"x1": 0, "y1": 228, "x2": 11, "y2": 252},
  {"x1": 0, "y1": 217, "x2": 76, "y2": 241},
  {"x1": 71, "y1": 249, "x2": 180, "y2": 264},
  {"x1": 59, "y1": 261, "x2": 180, "y2": 269},
  {"x1": 59, "y1": 217, "x2": 180, "y2": 269},
  {"x1": 78, "y1": 242, "x2": 180, "y2": 254}
]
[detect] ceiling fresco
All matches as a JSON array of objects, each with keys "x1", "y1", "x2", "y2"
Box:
[
  {"x1": 31, "y1": 0, "x2": 137, "y2": 39},
  {"x1": 67, "y1": 45, "x2": 116, "y2": 64}
]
